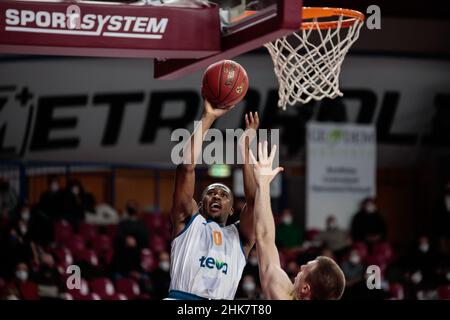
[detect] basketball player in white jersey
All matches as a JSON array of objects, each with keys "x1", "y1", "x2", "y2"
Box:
[
  {"x1": 250, "y1": 142, "x2": 346, "y2": 300},
  {"x1": 168, "y1": 99, "x2": 259, "y2": 300}
]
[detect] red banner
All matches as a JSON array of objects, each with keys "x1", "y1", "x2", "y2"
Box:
[{"x1": 0, "y1": 0, "x2": 220, "y2": 59}]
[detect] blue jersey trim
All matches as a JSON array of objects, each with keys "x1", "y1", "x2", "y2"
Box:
[
  {"x1": 168, "y1": 290, "x2": 210, "y2": 300},
  {"x1": 175, "y1": 213, "x2": 199, "y2": 239}
]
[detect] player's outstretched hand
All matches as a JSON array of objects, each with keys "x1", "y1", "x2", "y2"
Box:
[
  {"x1": 249, "y1": 141, "x2": 284, "y2": 185},
  {"x1": 239, "y1": 112, "x2": 259, "y2": 151}
]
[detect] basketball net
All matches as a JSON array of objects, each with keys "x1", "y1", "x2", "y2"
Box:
[{"x1": 265, "y1": 8, "x2": 365, "y2": 109}]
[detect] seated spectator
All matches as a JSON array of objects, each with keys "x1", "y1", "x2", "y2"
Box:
[
  {"x1": 111, "y1": 235, "x2": 142, "y2": 278},
  {"x1": 404, "y1": 235, "x2": 441, "y2": 295},
  {"x1": 116, "y1": 200, "x2": 149, "y2": 249},
  {"x1": 275, "y1": 209, "x2": 303, "y2": 250},
  {"x1": 35, "y1": 253, "x2": 62, "y2": 300},
  {"x1": 3, "y1": 262, "x2": 32, "y2": 300},
  {"x1": 315, "y1": 215, "x2": 350, "y2": 257},
  {"x1": 350, "y1": 197, "x2": 387, "y2": 248},
  {"x1": 151, "y1": 251, "x2": 171, "y2": 299}
]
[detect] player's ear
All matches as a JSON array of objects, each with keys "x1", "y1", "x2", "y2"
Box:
[
  {"x1": 229, "y1": 207, "x2": 234, "y2": 216},
  {"x1": 301, "y1": 283, "x2": 312, "y2": 300}
]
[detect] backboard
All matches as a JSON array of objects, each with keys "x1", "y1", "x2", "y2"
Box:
[
  {"x1": 154, "y1": 0, "x2": 302, "y2": 79},
  {"x1": 0, "y1": 0, "x2": 301, "y2": 78}
]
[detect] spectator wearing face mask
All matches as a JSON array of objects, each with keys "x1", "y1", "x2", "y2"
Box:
[
  {"x1": 350, "y1": 198, "x2": 387, "y2": 247},
  {"x1": 404, "y1": 236, "x2": 441, "y2": 294},
  {"x1": 151, "y1": 251, "x2": 171, "y2": 299},
  {"x1": 3, "y1": 262, "x2": 37, "y2": 300},
  {"x1": 340, "y1": 249, "x2": 365, "y2": 299},
  {"x1": 275, "y1": 209, "x2": 303, "y2": 250},
  {"x1": 316, "y1": 215, "x2": 351, "y2": 257},
  {"x1": 236, "y1": 274, "x2": 260, "y2": 300},
  {"x1": 1, "y1": 216, "x2": 35, "y2": 277},
  {"x1": 111, "y1": 235, "x2": 143, "y2": 280}
]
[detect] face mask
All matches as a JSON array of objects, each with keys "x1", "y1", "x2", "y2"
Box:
[
  {"x1": 21, "y1": 210, "x2": 30, "y2": 221},
  {"x1": 365, "y1": 204, "x2": 376, "y2": 213},
  {"x1": 16, "y1": 270, "x2": 28, "y2": 281},
  {"x1": 349, "y1": 254, "x2": 360, "y2": 265},
  {"x1": 72, "y1": 186, "x2": 80, "y2": 196},
  {"x1": 242, "y1": 282, "x2": 256, "y2": 293},
  {"x1": 249, "y1": 257, "x2": 258, "y2": 266},
  {"x1": 419, "y1": 243, "x2": 429, "y2": 253},
  {"x1": 282, "y1": 216, "x2": 293, "y2": 225},
  {"x1": 159, "y1": 261, "x2": 170, "y2": 272},
  {"x1": 50, "y1": 182, "x2": 59, "y2": 192},
  {"x1": 19, "y1": 225, "x2": 27, "y2": 235},
  {"x1": 411, "y1": 271, "x2": 422, "y2": 284}
]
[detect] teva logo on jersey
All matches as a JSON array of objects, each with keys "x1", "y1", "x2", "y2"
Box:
[
  {"x1": 4, "y1": 5, "x2": 168, "y2": 39},
  {"x1": 199, "y1": 256, "x2": 228, "y2": 275}
]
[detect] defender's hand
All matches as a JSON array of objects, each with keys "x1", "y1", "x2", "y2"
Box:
[{"x1": 249, "y1": 141, "x2": 284, "y2": 185}]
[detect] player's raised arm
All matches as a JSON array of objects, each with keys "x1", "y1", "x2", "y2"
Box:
[
  {"x1": 250, "y1": 142, "x2": 292, "y2": 299},
  {"x1": 170, "y1": 100, "x2": 234, "y2": 238},
  {"x1": 237, "y1": 112, "x2": 259, "y2": 256}
]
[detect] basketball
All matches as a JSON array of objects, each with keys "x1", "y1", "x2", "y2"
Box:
[{"x1": 201, "y1": 60, "x2": 249, "y2": 109}]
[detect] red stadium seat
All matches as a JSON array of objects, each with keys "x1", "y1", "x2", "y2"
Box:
[
  {"x1": 54, "y1": 220, "x2": 73, "y2": 244},
  {"x1": 20, "y1": 281, "x2": 39, "y2": 300},
  {"x1": 437, "y1": 285, "x2": 450, "y2": 300},
  {"x1": 79, "y1": 223, "x2": 98, "y2": 242},
  {"x1": 352, "y1": 242, "x2": 369, "y2": 261},
  {"x1": 144, "y1": 214, "x2": 165, "y2": 232},
  {"x1": 90, "y1": 278, "x2": 116, "y2": 299},
  {"x1": 74, "y1": 248, "x2": 99, "y2": 267},
  {"x1": 116, "y1": 278, "x2": 141, "y2": 300},
  {"x1": 67, "y1": 278, "x2": 90, "y2": 300},
  {"x1": 149, "y1": 235, "x2": 167, "y2": 254},
  {"x1": 389, "y1": 283, "x2": 405, "y2": 300},
  {"x1": 373, "y1": 241, "x2": 394, "y2": 263},
  {"x1": 67, "y1": 234, "x2": 86, "y2": 252},
  {"x1": 93, "y1": 234, "x2": 113, "y2": 253},
  {"x1": 305, "y1": 229, "x2": 320, "y2": 241},
  {"x1": 51, "y1": 247, "x2": 74, "y2": 268},
  {"x1": 93, "y1": 234, "x2": 114, "y2": 265}
]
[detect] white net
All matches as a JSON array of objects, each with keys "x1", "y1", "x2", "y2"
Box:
[{"x1": 265, "y1": 14, "x2": 364, "y2": 109}]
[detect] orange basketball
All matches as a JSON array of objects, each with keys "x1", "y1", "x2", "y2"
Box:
[{"x1": 201, "y1": 60, "x2": 249, "y2": 109}]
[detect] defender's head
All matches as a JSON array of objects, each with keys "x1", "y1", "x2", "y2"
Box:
[
  {"x1": 293, "y1": 256, "x2": 345, "y2": 300},
  {"x1": 200, "y1": 183, "x2": 234, "y2": 225}
]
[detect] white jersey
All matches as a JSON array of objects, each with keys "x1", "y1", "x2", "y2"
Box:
[{"x1": 169, "y1": 213, "x2": 247, "y2": 300}]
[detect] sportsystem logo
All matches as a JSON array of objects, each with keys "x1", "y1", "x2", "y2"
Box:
[
  {"x1": 199, "y1": 256, "x2": 228, "y2": 275},
  {"x1": 4, "y1": 5, "x2": 169, "y2": 39}
]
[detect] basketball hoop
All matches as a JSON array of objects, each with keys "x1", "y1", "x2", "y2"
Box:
[{"x1": 265, "y1": 7, "x2": 365, "y2": 109}]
